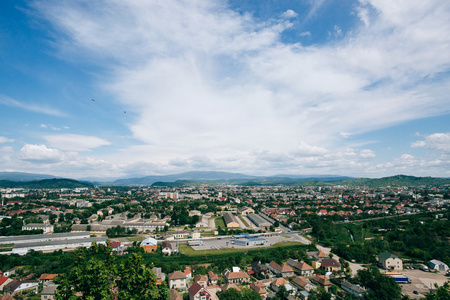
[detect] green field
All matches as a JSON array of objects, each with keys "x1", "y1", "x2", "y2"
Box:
[
  {"x1": 215, "y1": 216, "x2": 225, "y2": 229},
  {"x1": 238, "y1": 216, "x2": 249, "y2": 227},
  {"x1": 178, "y1": 241, "x2": 303, "y2": 256},
  {"x1": 126, "y1": 236, "x2": 146, "y2": 242}
]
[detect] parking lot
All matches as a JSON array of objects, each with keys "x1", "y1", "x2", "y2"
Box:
[
  {"x1": 188, "y1": 233, "x2": 310, "y2": 251},
  {"x1": 398, "y1": 269, "x2": 449, "y2": 299}
]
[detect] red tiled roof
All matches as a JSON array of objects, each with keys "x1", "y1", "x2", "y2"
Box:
[
  {"x1": 168, "y1": 271, "x2": 186, "y2": 280},
  {"x1": 188, "y1": 282, "x2": 208, "y2": 296},
  {"x1": 225, "y1": 271, "x2": 249, "y2": 280},
  {"x1": 0, "y1": 276, "x2": 9, "y2": 286},
  {"x1": 39, "y1": 274, "x2": 58, "y2": 280},
  {"x1": 296, "y1": 262, "x2": 313, "y2": 271}
]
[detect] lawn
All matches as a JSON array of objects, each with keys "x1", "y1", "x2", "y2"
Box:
[
  {"x1": 238, "y1": 216, "x2": 250, "y2": 227},
  {"x1": 215, "y1": 216, "x2": 225, "y2": 229},
  {"x1": 178, "y1": 241, "x2": 303, "y2": 256},
  {"x1": 126, "y1": 236, "x2": 146, "y2": 242}
]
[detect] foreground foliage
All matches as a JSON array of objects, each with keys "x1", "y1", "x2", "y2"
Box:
[
  {"x1": 55, "y1": 242, "x2": 169, "y2": 300},
  {"x1": 356, "y1": 266, "x2": 402, "y2": 300}
]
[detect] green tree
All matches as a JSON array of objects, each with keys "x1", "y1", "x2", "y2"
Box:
[
  {"x1": 55, "y1": 242, "x2": 115, "y2": 300},
  {"x1": 274, "y1": 285, "x2": 291, "y2": 300},
  {"x1": 55, "y1": 242, "x2": 166, "y2": 300},
  {"x1": 426, "y1": 282, "x2": 450, "y2": 300},
  {"x1": 242, "y1": 288, "x2": 262, "y2": 300},
  {"x1": 356, "y1": 266, "x2": 402, "y2": 300},
  {"x1": 116, "y1": 253, "x2": 169, "y2": 300},
  {"x1": 218, "y1": 288, "x2": 243, "y2": 300}
]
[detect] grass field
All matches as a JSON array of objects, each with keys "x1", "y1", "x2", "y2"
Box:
[
  {"x1": 215, "y1": 216, "x2": 225, "y2": 229},
  {"x1": 178, "y1": 241, "x2": 303, "y2": 256},
  {"x1": 126, "y1": 236, "x2": 146, "y2": 242},
  {"x1": 238, "y1": 216, "x2": 249, "y2": 227}
]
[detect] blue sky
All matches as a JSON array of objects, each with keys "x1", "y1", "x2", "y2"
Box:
[{"x1": 0, "y1": 0, "x2": 450, "y2": 179}]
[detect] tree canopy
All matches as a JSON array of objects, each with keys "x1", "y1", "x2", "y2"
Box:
[
  {"x1": 356, "y1": 266, "x2": 402, "y2": 300},
  {"x1": 55, "y1": 241, "x2": 168, "y2": 300}
]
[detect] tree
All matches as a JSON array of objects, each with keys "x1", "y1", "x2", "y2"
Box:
[
  {"x1": 242, "y1": 288, "x2": 262, "y2": 300},
  {"x1": 218, "y1": 288, "x2": 243, "y2": 300},
  {"x1": 274, "y1": 285, "x2": 291, "y2": 300},
  {"x1": 356, "y1": 266, "x2": 402, "y2": 300},
  {"x1": 116, "y1": 253, "x2": 169, "y2": 300},
  {"x1": 426, "y1": 282, "x2": 450, "y2": 300},
  {"x1": 55, "y1": 242, "x2": 167, "y2": 300},
  {"x1": 55, "y1": 242, "x2": 115, "y2": 300}
]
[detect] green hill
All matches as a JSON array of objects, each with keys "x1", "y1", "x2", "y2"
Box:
[{"x1": 0, "y1": 178, "x2": 93, "y2": 189}]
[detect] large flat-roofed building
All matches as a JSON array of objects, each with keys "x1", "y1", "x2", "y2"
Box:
[
  {"x1": 124, "y1": 222, "x2": 167, "y2": 233},
  {"x1": 0, "y1": 232, "x2": 91, "y2": 245},
  {"x1": 247, "y1": 214, "x2": 271, "y2": 228},
  {"x1": 223, "y1": 212, "x2": 240, "y2": 228},
  {"x1": 233, "y1": 238, "x2": 267, "y2": 246},
  {"x1": 12, "y1": 237, "x2": 107, "y2": 254}
]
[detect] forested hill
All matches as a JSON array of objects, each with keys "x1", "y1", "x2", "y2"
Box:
[
  {"x1": 144, "y1": 175, "x2": 449, "y2": 187},
  {"x1": 0, "y1": 178, "x2": 93, "y2": 189},
  {"x1": 332, "y1": 175, "x2": 450, "y2": 187}
]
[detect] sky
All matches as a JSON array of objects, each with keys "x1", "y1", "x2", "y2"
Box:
[{"x1": 0, "y1": 0, "x2": 450, "y2": 180}]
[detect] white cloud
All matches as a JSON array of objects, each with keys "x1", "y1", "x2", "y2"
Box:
[
  {"x1": 19, "y1": 144, "x2": 66, "y2": 163},
  {"x1": 40, "y1": 124, "x2": 63, "y2": 131},
  {"x1": 0, "y1": 136, "x2": 14, "y2": 143},
  {"x1": 281, "y1": 9, "x2": 298, "y2": 19},
  {"x1": 411, "y1": 133, "x2": 450, "y2": 153},
  {"x1": 44, "y1": 134, "x2": 111, "y2": 151},
  {"x1": 0, "y1": 95, "x2": 65, "y2": 117},
  {"x1": 292, "y1": 142, "x2": 328, "y2": 157},
  {"x1": 360, "y1": 149, "x2": 375, "y2": 158},
  {"x1": 24, "y1": 0, "x2": 450, "y2": 177}
]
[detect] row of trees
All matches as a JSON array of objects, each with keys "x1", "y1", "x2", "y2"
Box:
[{"x1": 105, "y1": 225, "x2": 137, "y2": 237}]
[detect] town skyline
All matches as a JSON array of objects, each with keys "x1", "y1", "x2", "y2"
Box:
[{"x1": 1, "y1": 1, "x2": 450, "y2": 179}]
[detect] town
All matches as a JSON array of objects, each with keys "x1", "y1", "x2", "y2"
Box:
[{"x1": 0, "y1": 182, "x2": 449, "y2": 299}]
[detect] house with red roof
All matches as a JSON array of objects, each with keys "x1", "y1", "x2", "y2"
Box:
[
  {"x1": 223, "y1": 270, "x2": 250, "y2": 284},
  {"x1": 0, "y1": 276, "x2": 13, "y2": 291},
  {"x1": 267, "y1": 261, "x2": 294, "y2": 277},
  {"x1": 293, "y1": 262, "x2": 314, "y2": 277},
  {"x1": 188, "y1": 282, "x2": 211, "y2": 300},
  {"x1": 38, "y1": 274, "x2": 58, "y2": 284},
  {"x1": 193, "y1": 274, "x2": 207, "y2": 287}
]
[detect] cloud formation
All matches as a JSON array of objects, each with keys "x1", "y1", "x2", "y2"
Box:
[
  {"x1": 0, "y1": 95, "x2": 65, "y2": 117},
  {"x1": 12, "y1": 0, "x2": 450, "y2": 177},
  {"x1": 19, "y1": 144, "x2": 67, "y2": 163},
  {"x1": 0, "y1": 137, "x2": 14, "y2": 143},
  {"x1": 411, "y1": 133, "x2": 450, "y2": 153},
  {"x1": 44, "y1": 134, "x2": 111, "y2": 151}
]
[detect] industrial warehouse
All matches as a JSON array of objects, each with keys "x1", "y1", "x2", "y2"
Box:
[{"x1": 232, "y1": 238, "x2": 267, "y2": 246}]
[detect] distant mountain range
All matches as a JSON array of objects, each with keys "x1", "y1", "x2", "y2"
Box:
[
  {"x1": 113, "y1": 171, "x2": 353, "y2": 186},
  {"x1": 0, "y1": 178, "x2": 92, "y2": 189},
  {"x1": 0, "y1": 171, "x2": 449, "y2": 188},
  {"x1": 0, "y1": 172, "x2": 57, "y2": 182}
]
